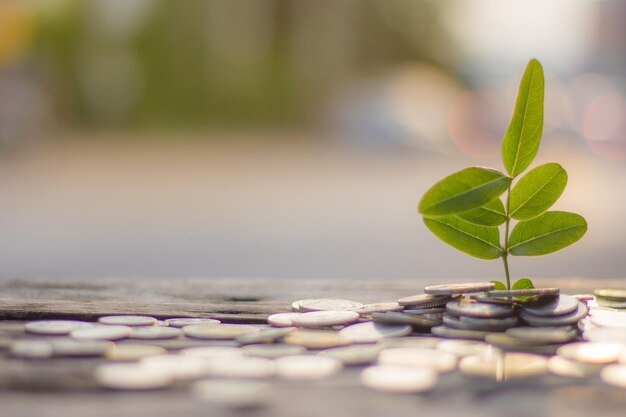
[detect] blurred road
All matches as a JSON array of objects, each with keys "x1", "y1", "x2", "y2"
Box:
[{"x1": 0, "y1": 132, "x2": 623, "y2": 281}]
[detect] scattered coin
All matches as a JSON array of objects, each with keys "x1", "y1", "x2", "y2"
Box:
[
  {"x1": 436, "y1": 340, "x2": 493, "y2": 357},
  {"x1": 267, "y1": 312, "x2": 302, "y2": 327},
  {"x1": 485, "y1": 333, "x2": 548, "y2": 349},
  {"x1": 521, "y1": 295, "x2": 579, "y2": 317},
  {"x1": 505, "y1": 326, "x2": 578, "y2": 344},
  {"x1": 548, "y1": 356, "x2": 603, "y2": 378},
  {"x1": 243, "y1": 343, "x2": 306, "y2": 358},
  {"x1": 183, "y1": 324, "x2": 257, "y2": 340},
  {"x1": 95, "y1": 363, "x2": 173, "y2": 390},
  {"x1": 105, "y1": 344, "x2": 166, "y2": 361},
  {"x1": 291, "y1": 299, "x2": 314, "y2": 311},
  {"x1": 425, "y1": 282, "x2": 495, "y2": 295},
  {"x1": 431, "y1": 325, "x2": 491, "y2": 341},
  {"x1": 180, "y1": 346, "x2": 246, "y2": 359},
  {"x1": 192, "y1": 380, "x2": 270, "y2": 408},
  {"x1": 354, "y1": 303, "x2": 403, "y2": 315},
  {"x1": 372, "y1": 312, "x2": 439, "y2": 328},
  {"x1": 24, "y1": 320, "x2": 93, "y2": 335},
  {"x1": 459, "y1": 353, "x2": 548, "y2": 380},
  {"x1": 557, "y1": 342, "x2": 622, "y2": 364},
  {"x1": 444, "y1": 314, "x2": 519, "y2": 332},
  {"x1": 339, "y1": 322, "x2": 412, "y2": 343},
  {"x1": 210, "y1": 357, "x2": 276, "y2": 379},
  {"x1": 446, "y1": 299, "x2": 516, "y2": 318},
  {"x1": 378, "y1": 347, "x2": 457, "y2": 373},
  {"x1": 584, "y1": 327, "x2": 626, "y2": 344},
  {"x1": 595, "y1": 298, "x2": 626, "y2": 308},
  {"x1": 129, "y1": 326, "x2": 181, "y2": 340},
  {"x1": 283, "y1": 330, "x2": 350, "y2": 349},
  {"x1": 297, "y1": 299, "x2": 364, "y2": 312},
  {"x1": 487, "y1": 288, "x2": 559, "y2": 298},
  {"x1": 98, "y1": 315, "x2": 157, "y2": 327},
  {"x1": 141, "y1": 354, "x2": 212, "y2": 380},
  {"x1": 275, "y1": 355, "x2": 343, "y2": 380},
  {"x1": 319, "y1": 344, "x2": 382, "y2": 366},
  {"x1": 378, "y1": 336, "x2": 440, "y2": 349},
  {"x1": 292, "y1": 311, "x2": 359, "y2": 328},
  {"x1": 71, "y1": 325, "x2": 132, "y2": 341},
  {"x1": 236, "y1": 327, "x2": 294, "y2": 345},
  {"x1": 397, "y1": 294, "x2": 453, "y2": 308},
  {"x1": 402, "y1": 307, "x2": 446, "y2": 315},
  {"x1": 469, "y1": 295, "x2": 515, "y2": 305},
  {"x1": 594, "y1": 288, "x2": 626, "y2": 301},
  {"x1": 164, "y1": 318, "x2": 221, "y2": 328},
  {"x1": 520, "y1": 302, "x2": 589, "y2": 326},
  {"x1": 10, "y1": 340, "x2": 53, "y2": 359},
  {"x1": 601, "y1": 364, "x2": 626, "y2": 388},
  {"x1": 590, "y1": 310, "x2": 626, "y2": 328},
  {"x1": 51, "y1": 340, "x2": 114, "y2": 357},
  {"x1": 360, "y1": 365, "x2": 437, "y2": 393}
]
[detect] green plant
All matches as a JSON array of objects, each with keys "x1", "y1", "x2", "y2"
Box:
[{"x1": 417, "y1": 59, "x2": 587, "y2": 291}]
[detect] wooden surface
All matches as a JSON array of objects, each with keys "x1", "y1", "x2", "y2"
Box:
[{"x1": 1, "y1": 276, "x2": 626, "y2": 417}]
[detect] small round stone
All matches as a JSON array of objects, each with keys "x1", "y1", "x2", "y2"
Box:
[
  {"x1": 129, "y1": 326, "x2": 181, "y2": 340},
  {"x1": 378, "y1": 347, "x2": 457, "y2": 373},
  {"x1": 425, "y1": 282, "x2": 495, "y2": 295},
  {"x1": 267, "y1": 312, "x2": 302, "y2": 327},
  {"x1": 24, "y1": 320, "x2": 93, "y2": 336},
  {"x1": 95, "y1": 363, "x2": 173, "y2": 390},
  {"x1": 292, "y1": 311, "x2": 359, "y2": 328},
  {"x1": 339, "y1": 322, "x2": 412, "y2": 343},
  {"x1": 297, "y1": 299, "x2": 364, "y2": 312},
  {"x1": 361, "y1": 365, "x2": 437, "y2": 393},
  {"x1": 71, "y1": 325, "x2": 132, "y2": 341},
  {"x1": 183, "y1": 324, "x2": 257, "y2": 340},
  {"x1": 164, "y1": 318, "x2": 221, "y2": 328},
  {"x1": 275, "y1": 355, "x2": 342, "y2": 380},
  {"x1": 98, "y1": 316, "x2": 157, "y2": 327}
]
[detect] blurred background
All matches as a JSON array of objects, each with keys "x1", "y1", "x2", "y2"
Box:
[{"x1": 0, "y1": 0, "x2": 625, "y2": 281}]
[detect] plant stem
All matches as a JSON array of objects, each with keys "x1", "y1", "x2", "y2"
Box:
[{"x1": 502, "y1": 185, "x2": 512, "y2": 290}]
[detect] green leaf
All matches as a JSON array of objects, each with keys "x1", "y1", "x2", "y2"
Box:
[
  {"x1": 490, "y1": 280, "x2": 507, "y2": 291},
  {"x1": 501, "y1": 59, "x2": 545, "y2": 177},
  {"x1": 512, "y1": 278, "x2": 534, "y2": 290},
  {"x1": 508, "y1": 211, "x2": 587, "y2": 256},
  {"x1": 509, "y1": 163, "x2": 568, "y2": 220},
  {"x1": 418, "y1": 167, "x2": 511, "y2": 217},
  {"x1": 423, "y1": 215, "x2": 502, "y2": 260},
  {"x1": 457, "y1": 198, "x2": 507, "y2": 226}
]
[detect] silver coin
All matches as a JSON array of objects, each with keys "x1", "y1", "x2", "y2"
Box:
[
  {"x1": 557, "y1": 342, "x2": 622, "y2": 364},
  {"x1": 339, "y1": 322, "x2": 412, "y2": 343},
  {"x1": 584, "y1": 327, "x2": 626, "y2": 344},
  {"x1": 24, "y1": 320, "x2": 93, "y2": 335},
  {"x1": 354, "y1": 303, "x2": 403, "y2": 315},
  {"x1": 291, "y1": 299, "x2": 313, "y2": 311},
  {"x1": 378, "y1": 336, "x2": 440, "y2": 349},
  {"x1": 51, "y1": 339, "x2": 114, "y2": 357},
  {"x1": 378, "y1": 347, "x2": 457, "y2": 373},
  {"x1": 431, "y1": 325, "x2": 491, "y2": 341},
  {"x1": 397, "y1": 294, "x2": 453, "y2": 307},
  {"x1": 487, "y1": 288, "x2": 559, "y2": 298},
  {"x1": 106, "y1": 344, "x2": 167, "y2": 361},
  {"x1": 425, "y1": 282, "x2": 495, "y2": 295},
  {"x1": 505, "y1": 326, "x2": 578, "y2": 344},
  {"x1": 590, "y1": 310, "x2": 626, "y2": 328},
  {"x1": 129, "y1": 326, "x2": 181, "y2": 340},
  {"x1": 446, "y1": 299, "x2": 516, "y2": 318},
  {"x1": 521, "y1": 295, "x2": 579, "y2": 317},
  {"x1": 595, "y1": 298, "x2": 626, "y2": 309},
  {"x1": 98, "y1": 315, "x2": 157, "y2": 327},
  {"x1": 141, "y1": 354, "x2": 212, "y2": 380},
  {"x1": 10, "y1": 341, "x2": 53, "y2": 359},
  {"x1": 372, "y1": 312, "x2": 439, "y2": 328},
  {"x1": 594, "y1": 288, "x2": 626, "y2": 301},
  {"x1": 283, "y1": 330, "x2": 350, "y2": 349},
  {"x1": 548, "y1": 355, "x2": 603, "y2": 378},
  {"x1": 459, "y1": 353, "x2": 548, "y2": 380},
  {"x1": 275, "y1": 355, "x2": 343, "y2": 380},
  {"x1": 95, "y1": 363, "x2": 174, "y2": 390},
  {"x1": 180, "y1": 346, "x2": 246, "y2": 359},
  {"x1": 192, "y1": 380, "x2": 270, "y2": 408},
  {"x1": 71, "y1": 325, "x2": 132, "y2": 341},
  {"x1": 601, "y1": 364, "x2": 626, "y2": 388},
  {"x1": 361, "y1": 365, "x2": 437, "y2": 393},
  {"x1": 402, "y1": 307, "x2": 446, "y2": 315},
  {"x1": 292, "y1": 311, "x2": 359, "y2": 328},
  {"x1": 209, "y1": 357, "x2": 276, "y2": 379},
  {"x1": 521, "y1": 302, "x2": 589, "y2": 326},
  {"x1": 267, "y1": 312, "x2": 302, "y2": 327},
  {"x1": 469, "y1": 295, "x2": 515, "y2": 305},
  {"x1": 436, "y1": 340, "x2": 493, "y2": 357},
  {"x1": 236, "y1": 327, "x2": 294, "y2": 345},
  {"x1": 183, "y1": 324, "x2": 257, "y2": 340},
  {"x1": 444, "y1": 314, "x2": 520, "y2": 332},
  {"x1": 243, "y1": 343, "x2": 306, "y2": 359},
  {"x1": 485, "y1": 333, "x2": 561, "y2": 355},
  {"x1": 297, "y1": 299, "x2": 364, "y2": 312},
  {"x1": 164, "y1": 318, "x2": 221, "y2": 328},
  {"x1": 319, "y1": 344, "x2": 382, "y2": 366}
]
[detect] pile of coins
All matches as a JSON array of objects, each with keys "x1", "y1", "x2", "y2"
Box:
[{"x1": 9, "y1": 281, "x2": 626, "y2": 407}]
